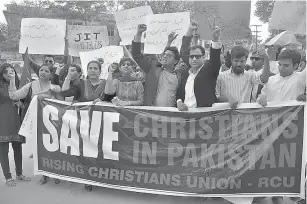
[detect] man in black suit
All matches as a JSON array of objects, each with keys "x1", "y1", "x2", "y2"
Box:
[{"x1": 176, "y1": 21, "x2": 222, "y2": 111}]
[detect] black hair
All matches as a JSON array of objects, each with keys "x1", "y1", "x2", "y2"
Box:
[
  {"x1": 189, "y1": 45, "x2": 206, "y2": 56},
  {"x1": 231, "y1": 46, "x2": 249, "y2": 59},
  {"x1": 0, "y1": 63, "x2": 19, "y2": 88},
  {"x1": 43, "y1": 55, "x2": 55, "y2": 60},
  {"x1": 277, "y1": 49, "x2": 301, "y2": 66},
  {"x1": 87, "y1": 61, "x2": 102, "y2": 71},
  {"x1": 164, "y1": 46, "x2": 180, "y2": 63}
]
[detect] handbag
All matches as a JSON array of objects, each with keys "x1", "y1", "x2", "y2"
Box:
[{"x1": 20, "y1": 83, "x2": 32, "y2": 122}]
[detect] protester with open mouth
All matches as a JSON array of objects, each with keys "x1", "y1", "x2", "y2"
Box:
[
  {"x1": 8, "y1": 63, "x2": 61, "y2": 185},
  {"x1": 0, "y1": 63, "x2": 31, "y2": 187},
  {"x1": 132, "y1": 24, "x2": 181, "y2": 107},
  {"x1": 60, "y1": 60, "x2": 106, "y2": 104}
]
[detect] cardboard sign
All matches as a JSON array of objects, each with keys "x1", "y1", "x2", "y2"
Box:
[
  {"x1": 144, "y1": 12, "x2": 190, "y2": 54},
  {"x1": 115, "y1": 6, "x2": 153, "y2": 45},
  {"x1": 269, "y1": 1, "x2": 306, "y2": 34},
  {"x1": 79, "y1": 46, "x2": 123, "y2": 79},
  {"x1": 67, "y1": 25, "x2": 109, "y2": 57},
  {"x1": 194, "y1": 1, "x2": 252, "y2": 40}
]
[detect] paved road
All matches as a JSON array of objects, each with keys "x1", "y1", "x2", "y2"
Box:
[{"x1": 0, "y1": 138, "x2": 289, "y2": 204}]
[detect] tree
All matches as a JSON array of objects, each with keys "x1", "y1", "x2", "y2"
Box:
[
  {"x1": 119, "y1": 1, "x2": 194, "y2": 14},
  {"x1": 254, "y1": 0, "x2": 275, "y2": 24},
  {"x1": 0, "y1": 0, "x2": 116, "y2": 51},
  {"x1": 254, "y1": 0, "x2": 286, "y2": 43},
  {"x1": 0, "y1": 23, "x2": 8, "y2": 43}
]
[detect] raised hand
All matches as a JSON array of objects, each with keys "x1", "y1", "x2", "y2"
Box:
[
  {"x1": 137, "y1": 24, "x2": 147, "y2": 35},
  {"x1": 8, "y1": 71, "x2": 15, "y2": 81},
  {"x1": 212, "y1": 26, "x2": 221, "y2": 42},
  {"x1": 168, "y1": 32, "x2": 178, "y2": 43},
  {"x1": 257, "y1": 48, "x2": 269, "y2": 59},
  {"x1": 186, "y1": 20, "x2": 199, "y2": 36}
]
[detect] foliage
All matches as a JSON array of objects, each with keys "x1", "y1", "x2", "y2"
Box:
[
  {"x1": 0, "y1": 23, "x2": 8, "y2": 43},
  {"x1": 119, "y1": 1, "x2": 194, "y2": 14},
  {"x1": 254, "y1": 0, "x2": 275, "y2": 24}
]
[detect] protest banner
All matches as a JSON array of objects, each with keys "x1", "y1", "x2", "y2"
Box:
[
  {"x1": 22, "y1": 97, "x2": 306, "y2": 198},
  {"x1": 144, "y1": 12, "x2": 190, "y2": 54},
  {"x1": 115, "y1": 6, "x2": 153, "y2": 45},
  {"x1": 269, "y1": 1, "x2": 306, "y2": 34},
  {"x1": 79, "y1": 46, "x2": 124, "y2": 79},
  {"x1": 19, "y1": 18, "x2": 66, "y2": 55},
  {"x1": 194, "y1": 1, "x2": 252, "y2": 40},
  {"x1": 67, "y1": 25, "x2": 109, "y2": 57}
]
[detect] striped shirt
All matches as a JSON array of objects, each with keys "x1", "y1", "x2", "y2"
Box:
[{"x1": 216, "y1": 69, "x2": 263, "y2": 103}]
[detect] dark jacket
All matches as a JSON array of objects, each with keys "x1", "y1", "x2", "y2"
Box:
[
  {"x1": 177, "y1": 36, "x2": 222, "y2": 107},
  {"x1": 132, "y1": 41, "x2": 181, "y2": 106}
]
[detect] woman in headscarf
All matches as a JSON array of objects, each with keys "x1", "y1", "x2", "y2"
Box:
[
  {"x1": 60, "y1": 61, "x2": 106, "y2": 103},
  {"x1": 0, "y1": 63, "x2": 31, "y2": 187},
  {"x1": 8, "y1": 63, "x2": 61, "y2": 185},
  {"x1": 105, "y1": 57, "x2": 144, "y2": 106},
  {"x1": 59, "y1": 60, "x2": 107, "y2": 192}
]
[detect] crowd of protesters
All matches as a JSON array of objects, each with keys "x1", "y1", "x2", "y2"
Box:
[{"x1": 0, "y1": 20, "x2": 306, "y2": 204}]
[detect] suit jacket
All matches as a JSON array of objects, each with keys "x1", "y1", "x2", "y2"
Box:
[
  {"x1": 132, "y1": 41, "x2": 181, "y2": 106},
  {"x1": 177, "y1": 36, "x2": 222, "y2": 107}
]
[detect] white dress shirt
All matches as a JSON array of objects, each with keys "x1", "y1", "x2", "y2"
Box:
[
  {"x1": 184, "y1": 41, "x2": 223, "y2": 108},
  {"x1": 261, "y1": 69, "x2": 306, "y2": 102}
]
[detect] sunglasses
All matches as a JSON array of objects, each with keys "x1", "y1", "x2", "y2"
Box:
[
  {"x1": 189, "y1": 55, "x2": 203, "y2": 59},
  {"x1": 45, "y1": 60, "x2": 54, "y2": 64},
  {"x1": 250, "y1": 57, "x2": 261, "y2": 61}
]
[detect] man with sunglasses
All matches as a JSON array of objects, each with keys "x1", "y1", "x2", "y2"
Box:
[
  {"x1": 22, "y1": 54, "x2": 64, "y2": 85},
  {"x1": 250, "y1": 50, "x2": 276, "y2": 102},
  {"x1": 176, "y1": 20, "x2": 222, "y2": 111}
]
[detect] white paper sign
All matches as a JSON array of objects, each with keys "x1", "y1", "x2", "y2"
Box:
[
  {"x1": 79, "y1": 46, "x2": 124, "y2": 79},
  {"x1": 269, "y1": 1, "x2": 306, "y2": 34},
  {"x1": 144, "y1": 12, "x2": 190, "y2": 54},
  {"x1": 19, "y1": 18, "x2": 66, "y2": 55},
  {"x1": 115, "y1": 6, "x2": 153, "y2": 45},
  {"x1": 67, "y1": 25, "x2": 109, "y2": 57}
]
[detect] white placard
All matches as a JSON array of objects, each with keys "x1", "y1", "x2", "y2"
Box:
[
  {"x1": 79, "y1": 46, "x2": 124, "y2": 79},
  {"x1": 67, "y1": 25, "x2": 109, "y2": 57},
  {"x1": 144, "y1": 12, "x2": 190, "y2": 54},
  {"x1": 19, "y1": 18, "x2": 66, "y2": 55},
  {"x1": 115, "y1": 6, "x2": 153, "y2": 45},
  {"x1": 269, "y1": 1, "x2": 306, "y2": 34}
]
